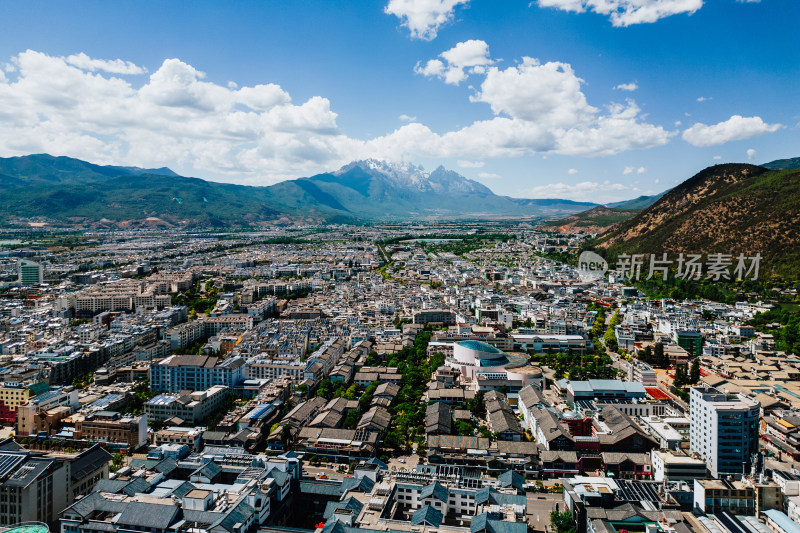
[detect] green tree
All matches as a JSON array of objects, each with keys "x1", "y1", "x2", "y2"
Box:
[
  {"x1": 467, "y1": 390, "x2": 486, "y2": 418},
  {"x1": 343, "y1": 385, "x2": 358, "y2": 401},
  {"x1": 454, "y1": 420, "x2": 475, "y2": 436},
  {"x1": 550, "y1": 510, "x2": 575, "y2": 533},
  {"x1": 315, "y1": 379, "x2": 334, "y2": 400},
  {"x1": 342, "y1": 410, "x2": 361, "y2": 430},
  {"x1": 359, "y1": 381, "x2": 380, "y2": 412},
  {"x1": 111, "y1": 452, "x2": 125, "y2": 472},
  {"x1": 279, "y1": 425, "x2": 293, "y2": 449},
  {"x1": 690, "y1": 357, "x2": 701, "y2": 384},
  {"x1": 673, "y1": 364, "x2": 688, "y2": 388},
  {"x1": 123, "y1": 379, "x2": 156, "y2": 415},
  {"x1": 654, "y1": 342, "x2": 668, "y2": 368},
  {"x1": 640, "y1": 345, "x2": 653, "y2": 365}
]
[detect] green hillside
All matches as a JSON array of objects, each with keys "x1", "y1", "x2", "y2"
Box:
[
  {"x1": 762, "y1": 157, "x2": 800, "y2": 171},
  {"x1": 606, "y1": 193, "x2": 666, "y2": 210},
  {"x1": 544, "y1": 206, "x2": 641, "y2": 233},
  {"x1": 0, "y1": 154, "x2": 597, "y2": 226},
  {"x1": 594, "y1": 164, "x2": 800, "y2": 278}
]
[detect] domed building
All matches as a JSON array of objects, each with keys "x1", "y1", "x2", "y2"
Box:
[{"x1": 446, "y1": 340, "x2": 544, "y2": 391}]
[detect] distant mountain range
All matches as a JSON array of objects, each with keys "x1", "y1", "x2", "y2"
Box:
[
  {"x1": 0, "y1": 155, "x2": 598, "y2": 227},
  {"x1": 605, "y1": 193, "x2": 665, "y2": 210},
  {"x1": 4, "y1": 154, "x2": 798, "y2": 256},
  {"x1": 761, "y1": 157, "x2": 800, "y2": 171}
]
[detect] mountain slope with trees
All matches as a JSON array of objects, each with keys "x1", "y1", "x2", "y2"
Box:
[
  {"x1": 592, "y1": 163, "x2": 800, "y2": 277},
  {"x1": 0, "y1": 154, "x2": 597, "y2": 226}
]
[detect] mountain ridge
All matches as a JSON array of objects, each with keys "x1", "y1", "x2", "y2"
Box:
[
  {"x1": 0, "y1": 155, "x2": 597, "y2": 226},
  {"x1": 593, "y1": 162, "x2": 800, "y2": 276}
]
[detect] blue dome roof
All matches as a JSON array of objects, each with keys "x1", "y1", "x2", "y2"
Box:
[{"x1": 458, "y1": 340, "x2": 504, "y2": 354}]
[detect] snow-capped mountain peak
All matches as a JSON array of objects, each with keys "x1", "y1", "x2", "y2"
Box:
[
  {"x1": 335, "y1": 159, "x2": 430, "y2": 190},
  {"x1": 334, "y1": 159, "x2": 490, "y2": 194}
]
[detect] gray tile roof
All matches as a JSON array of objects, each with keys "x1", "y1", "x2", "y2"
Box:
[
  {"x1": 425, "y1": 402, "x2": 452, "y2": 434},
  {"x1": 498, "y1": 470, "x2": 525, "y2": 491},
  {"x1": 471, "y1": 512, "x2": 528, "y2": 533},
  {"x1": 341, "y1": 475, "x2": 374, "y2": 494},
  {"x1": 420, "y1": 481, "x2": 448, "y2": 502},
  {"x1": 411, "y1": 505, "x2": 443, "y2": 527},
  {"x1": 117, "y1": 501, "x2": 179, "y2": 530},
  {"x1": 323, "y1": 495, "x2": 364, "y2": 520},
  {"x1": 214, "y1": 499, "x2": 255, "y2": 533},
  {"x1": 70, "y1": 444, "x2": 113, "y2": 482}
]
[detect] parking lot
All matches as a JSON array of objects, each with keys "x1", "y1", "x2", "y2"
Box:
[
  {"x1": 526, "y1": 493, "x2": 562, "y2": 532},
  {"x1": 386, "y1": 453, "x2": 420, "y2": 471}
]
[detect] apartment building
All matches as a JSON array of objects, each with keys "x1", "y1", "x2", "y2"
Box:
[
  {"x1": 145, "y1": 385, "x2": 229, "y2": 424},
  {"x1": 72, "y1": 411, "x2": 148, "y2": 450},
  {"x1": 149, "y1": 355, "x2": 246, "y2": 393},
  {"x1": 690, "y1": 386, "x2": 760, "y2": 478}
]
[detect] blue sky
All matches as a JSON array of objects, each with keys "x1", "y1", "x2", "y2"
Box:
[{"x1": 0, "y1": 0, "x2": 797, "y2": 202}]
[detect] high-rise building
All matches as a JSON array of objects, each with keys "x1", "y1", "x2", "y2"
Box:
[
  {"x1": 17, "y1": 259, "x2": 43, "y2": 286},
  {"x1": 690, "y1": 386, "x2": 760, "y2": 478},
  {"x1": 675, "y1": 330, "x2": 703, "y2": 358}
]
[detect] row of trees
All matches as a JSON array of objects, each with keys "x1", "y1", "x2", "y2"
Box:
[
  {"x1": 587, "y1": 304, "x2": 607, "y2": 354},
  {"x1": 315, "y1": 378, "x2": 358, "y2": 401},
  {"x1": 603, "y1": 310, "x2": 622, "y2": 352},
  {"x1": 531, "y1": 349, "x2": 620, "y2": 381},
  {"x1": 381, "y1": 328, "x2": 445, "y2": 453}
]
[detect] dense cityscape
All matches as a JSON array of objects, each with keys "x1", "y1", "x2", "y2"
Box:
[
  {"x1": 1, "y1": 2, "x2": 799, "y2": 533},
  {"x1": 0, "y1": 225, "x2": 798, "y2": 533}
]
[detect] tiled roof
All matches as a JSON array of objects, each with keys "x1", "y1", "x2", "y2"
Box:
[{"x1": 411, "y1": 505, "x2": 443, "y2": 527}]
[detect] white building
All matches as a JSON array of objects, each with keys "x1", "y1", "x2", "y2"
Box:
[
  {"x1": 651, "y1": 450, "x2": 707, "y2": 482},
  {"x1": 689, "y1": 386, "x2": 760, "y2": 478}
]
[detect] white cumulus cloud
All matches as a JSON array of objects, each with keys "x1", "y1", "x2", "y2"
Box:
[
  {"x1": 517, "y1": 179, "x2": 634, "y2": 202},
  {"x1": 536, "y1": 0, "x2": 703, "y2": 27},
  {"x1": 568, "y1": 168, "x2": 578, "y2": 174},
  {"x1": 746, "y1": 148, "x2": 756, "y2": 160},
  {"x1": 470, "y1": 57, "x2": 596, "y2": 127},
  {"x1": 416, "y1": 39, "x2": 493, "y2": 85},
  {"x1": 478, "y1": 172, "x2": 501, "y2": 179},
  {"x1": 0, "y1": 50, "x2": 346, "y2": 182},
  {"x1": 0, "y1": 49, "x2": 678, "y2": 183},
  {"x1": 623, "y1": 166, "x2": 646, "y2": 174},
  {"x1": 399, "y1": 114, "x2": 417, "y2": 122},
  {"x1": 614, "y1": 82, "x2": 638, "y2": 91},
  {"x1": 385, "y1": 0, "x2": 469, "y2": 40},
  {"x1": 681, "y1": 115, "x2": 783, "y2": 147},
  {"x1": 65, "y1": 52, "x2": 148, "y2": 75}
]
